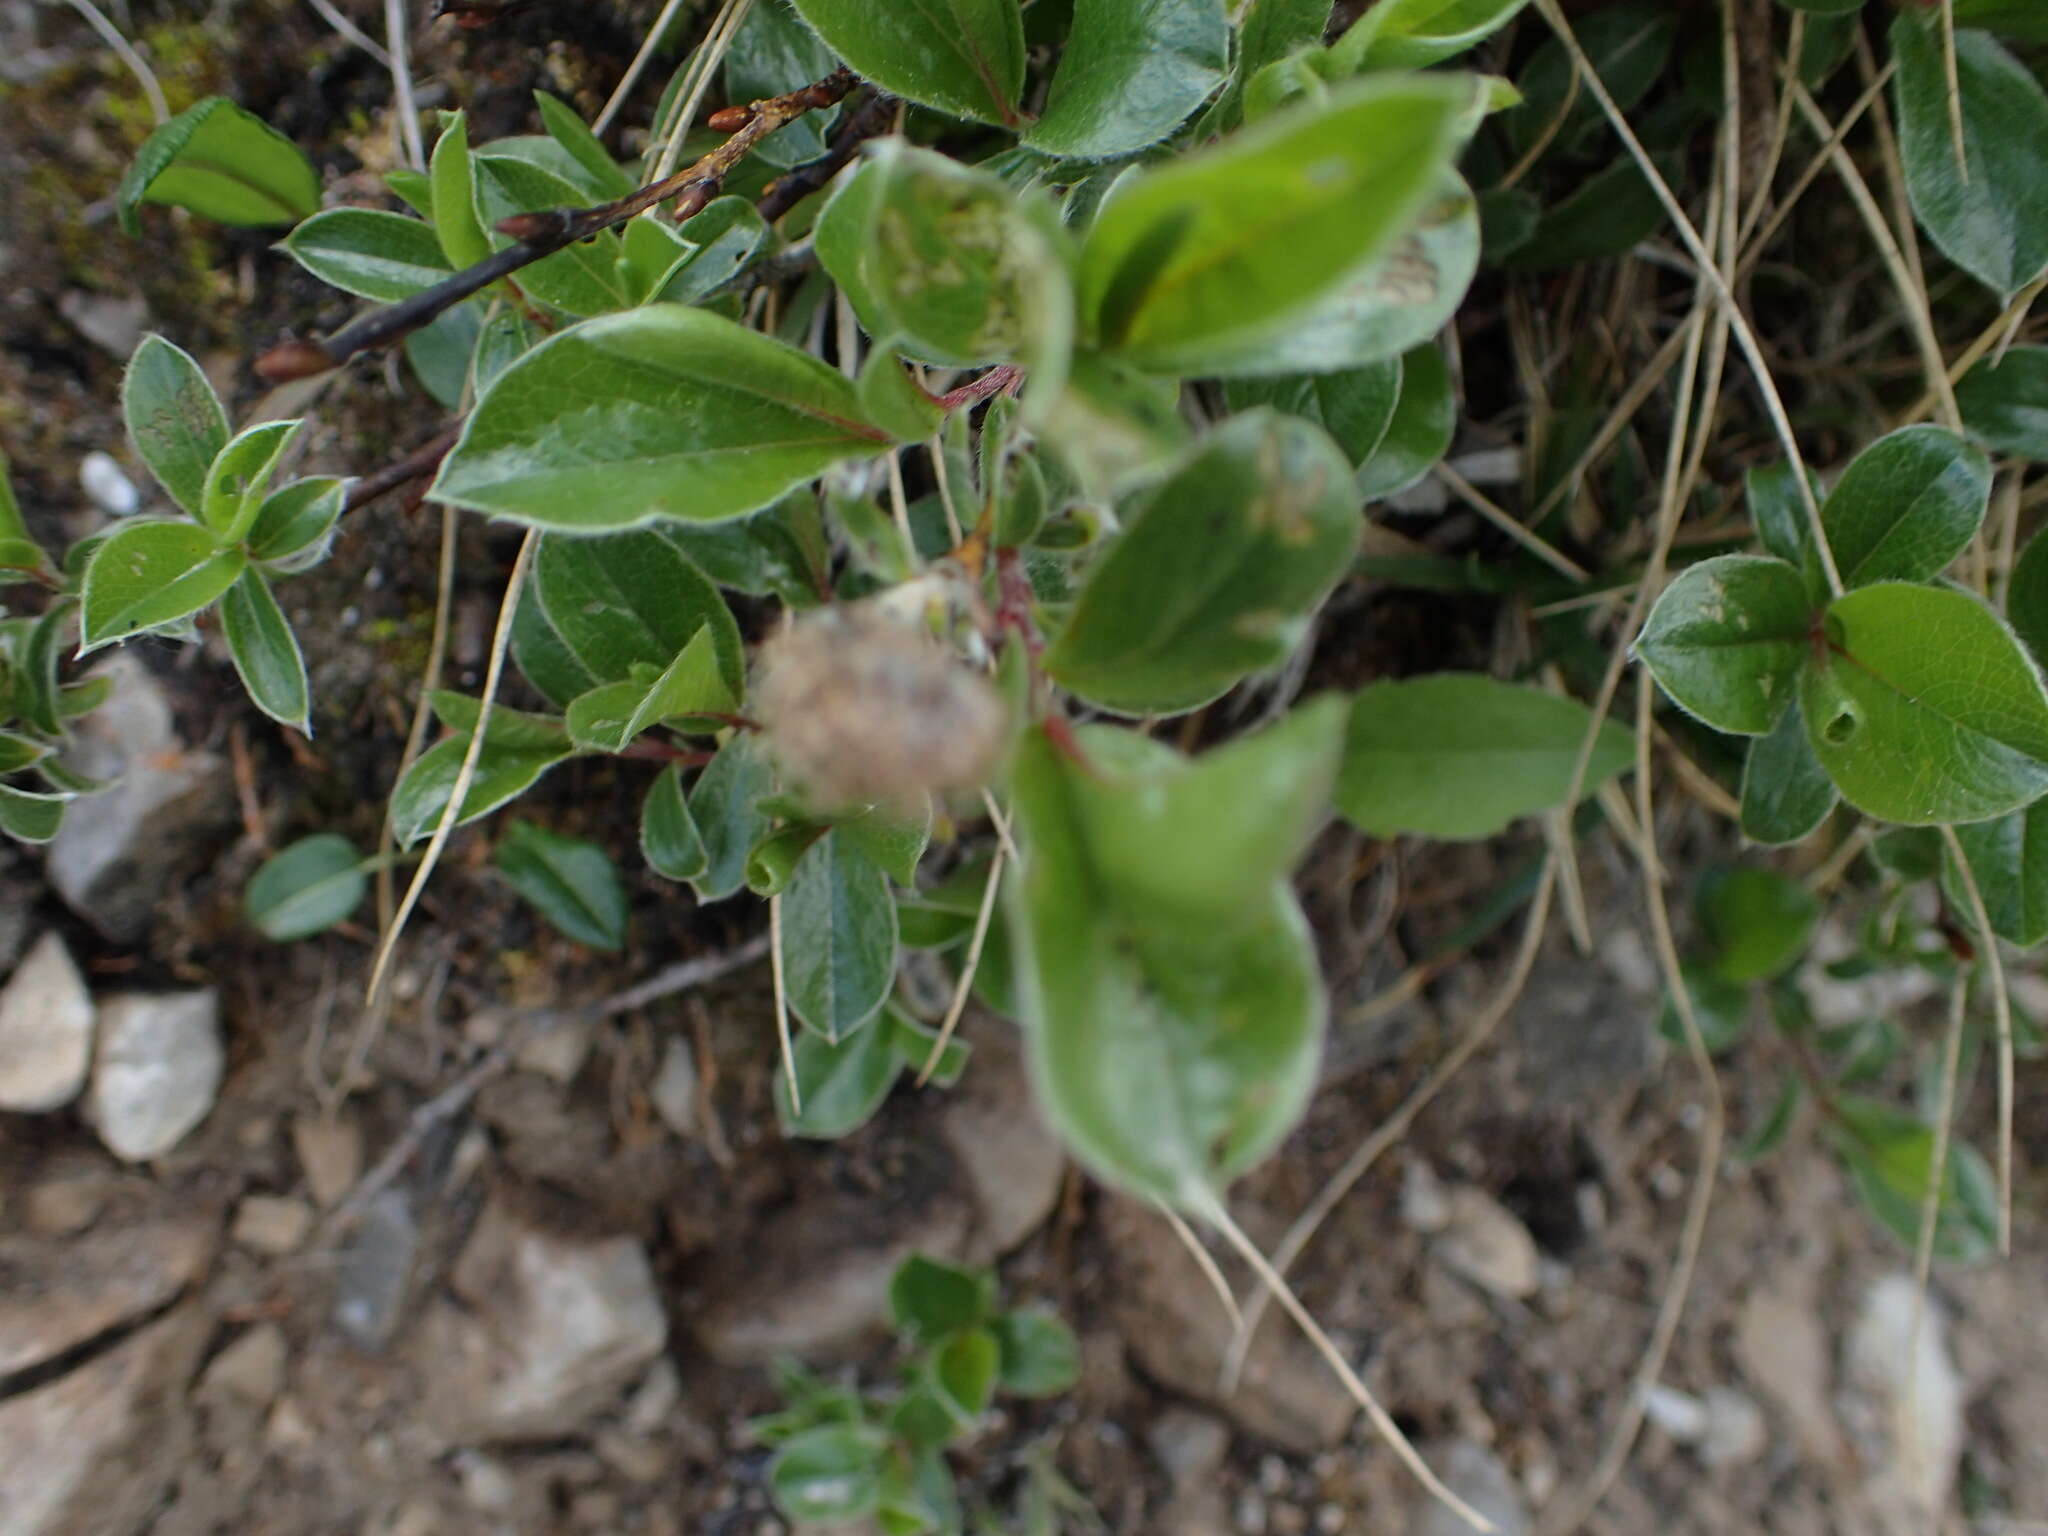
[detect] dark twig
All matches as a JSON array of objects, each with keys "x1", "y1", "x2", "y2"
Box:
[
  {"x1": 341, "y1": 424, "x2": 462, "y2": 515},
  {"x1": 258, "y1": 68, "x2": 860, "y2": 382},
  {"x1": 756, "y1": 87, "x2": 896, "y2": 223}
]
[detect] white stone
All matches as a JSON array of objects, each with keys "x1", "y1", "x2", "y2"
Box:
[
  {"x1": 0, "y1": 931, "x2": 95, "y2": 1111},
  {"x1": 1411, "y1": 1441, "x2": 1529, "y2": 1536},
  {"x1": 232, "y1": 1194, "x2": 314, "y2": 1254},
  {"x1": 1642, "y1": 1383, "x2": 1709, "y2": 1442},
  {"x1": 651, "y1": 1037, "x2": 698, "y2": 1137},
  {"x1": 1401, "y1": 1158, "x2": 1452, "y2": 1234},
  {"x1": 1699, "y1": 1387, "x2": 1767, "y2": 1467},
  {"x1": 197, "y1": 1322, "x2": 287, "y2": 1409},
  {"x1": 1435, "y1": 1186, "x2": 1541, "y2": 1300},
  {"x1": 79, "y1": 450, "x2": 140, "y2": 517},
  {"x1": 1846, "y1": 1274, "x2": 1964, "y2": 1528},
  {"x1": 292, "y1": 1111, "x2": 363, "y2": 1207},
  {"x1": 86, "y1": 990, "x2": 222, "y2": 1161}
]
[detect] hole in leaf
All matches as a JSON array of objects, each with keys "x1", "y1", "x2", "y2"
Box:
[{"x1": 1823, "y1": 707, "x2": 1859, "y2": 745}]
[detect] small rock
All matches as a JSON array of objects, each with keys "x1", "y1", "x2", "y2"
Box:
[
  {"x1": 85, "y1": 990, "x2": 223, "y2": 1162},
  {"x1": 623, "y1": 1358, "x2": 682, "y2": 1436},
  {"x1": 196, "y1": 1322, "x2": 287, "y2": 1409},
  {"x1": 1148, "y1": 1408, "x2": 1231, "y2": 1492},
  {"x1": 595, "y1": 1428, "x2": 671, "y2": 1484},
  {"x1": 46, "y1": 654, "x2": 237, "y2": 945},
  {"x1": 1400, "y1": 1158, "x2": 1451, "y2": 1235},
  {"x1": 934, "y1": 1021, "x2": 1064, "y2": 1261},
  {"x1": 0, "y1": 1301, "x2": 211, "y2": 1536},
  {"x1": 232, "y1": 1193, "x2": 314, "y2": 1255},
  {"x1": 1845, "y1": 1274, "x2": 1964, "y2": 1530},
  {"x1": 1699, "y1": 1387, "x2": 1767, "y2": 1468},
  {"x1": 514, "y1": 1016, "x2": 593, "y2": 1083},
  {"x1": 0, "y1": 1211, "x2": 218, "y2": 1375},
  {"x1": 333, "y1": 1187, "x2": 419, "y2": 1352},
  {"x1": 1234, "y1": 1488, "x2": 1268, "y2": 1534},
  {"x1": 1410, "y1": 1441, "x2": 1529, "y2": 1536},
  {"x1": 0, "y1": 931, "x2": 95, "y2": 1111},
  {"x1": 79, "y1": 450, "x2": 140, "y2": 517},
  {"x1": 453, "y1": 1450, "x2": 520, "y2": 1511},
  {"x1": 1642, "y1": 1383, "x2": 1709, "y2": 1443},
  {"x1": 1736, "y1": 1282, "x2": 1850, "y2": 1472},
  {"x1": 650, "y1": 1037, "x2": 698, "y2": 1137},
  {"x1": 292, "y1": 1110, "x2": 363, "y2": 1207},
  {"x1": 21, "y1": 1169, "x2": 113, "y2": 1235},
  {"x1": 57, "y1": 289, "x2": 147, "y2": 357},
  {"x1": 1102, "y1": 1197, "x2": 1353, "y2": 1452},
  {"x1": 1434, "y1": 1186, "x2": 1541, "y2": 1301},
  {"x1": 427, "y1": 1190, "x2": 669, "y2": 1441}
]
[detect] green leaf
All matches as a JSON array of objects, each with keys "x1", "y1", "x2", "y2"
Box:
[
  {"x1": 775, "y1": 1001, "x2": 902, "y2": 1139},
  {"x1": 433, "y1": 306, "x2": 887, "y2": 530},
  {"x1": 2008, "y1": 521, "x2": 2048, "y2": 667},
  {"x1": 1746, "y1": 458, "x2": 1827, "y2": 603},
  {"x1": 405, "y1": 301, "x2": 483, "y2": 410},
  {"x1": 1345, "y1": 0, "x2": 1534, "y2": 70},
  {"x1": 1499, "y1": 154, "x2": 1666, "y2": 272},
  {"x1": 1634, "y1": 555, "x2": 1813, "y2": 736},
  {"x1": 692, "y1": 732, "x2": 775, "y2": 903},
  {"x1": 1075, "y1": 77, "x2": 1467, "y2": 373},
  {"x1": 1025, "y1": 0, "x2": 1229, "y2": 160},
  {"x1": 1337, "y1": 674, "x2": 1634, "y2": 840},
  {"x1": 1891, "y1": 17, "x2": 2048, "y2": 301},
  {"x1": 247, "y1": 476, "x2": 345, "y2": 568},
  {"x1": 78, "y1": 520, "x2": 246, "y2": 652},
  {"x1": 1830, "y1": 1095, "x2": 1998, "y2": 1261},
  {"x1": 219, "y1": 569, "x2": 310, "y2": 732},
  {"x1": 836, "y1": 800, "x2": 932, "y2": 889},
  {"x1": 1956, "y1": 345, "x2": 2048, "y2": 460},
  {"x1": 1034, "y1": 350, "x2": 1190, "y2": 499},
  {"x1": 565, "y1": 627, "x2": 737, "y2": 752},
  {"x1": 932, "y1": 1327, "x2": 1000, "y2": 1419},
  {"x1": 1739, "y1": 698, "x2": 1838, "y2": 845},
  {"x1": 1735, "y1": 1072, "x2": 1803, "y2": 1164},
  {"x1": 201, "y1": 419, "x2": 302, "y2": 541},
  {"x1": 1008, "y1": 725, "x2": 1325, "y2": 1208},
  {"x1": 768, "y1": 1423, "x2": 891, "y2": 1524},
  {"x1": 990, "y1": 1308, "x2": 1080, "y2": 1398},
  {"x1": 0, "y1": 730, "x2": 51, "y2": 775},
  {"x1": 827, "y1": 144, "x2": 1073, "y2": 393},
  {"x1": 1045, "y1": 410, "x2": 1360, "y2": 715},
  {"x1": 0, "y1": 451, "x2": 28, "y2": 547},
  {"x1": 725, "y1": 2, "x2": 843, "y2": 167},
  {"x1": 779, "y1": 828, "x2": 899, "y2": 1041},
  {"x1": 1943, "y1": 797, "x2": 2048, "y2": 947},
  {"x1": 1951, "y1": 0, "x2": 2048, "y2": 40},
  {"x1": 533, "y1": 90, "x2": 632, "y2": 199},
  {"x1": 429, "y1": 111, "x2": 492, "y2": 269},
  {"x1": 496, "y1": 821, "x2": 627, "y2": 950},
  {"x1": 122, "y1": 334, "x2": 230, "y2": 518},
  {"x1": 14, "y1": 602, "x2": 71, "y2": 735},
  {"x1": 1207, "y1": 0, "x2": 1330, "y2": 131},
  {"x1": 640, "y1": 764, "x2": 708, "y2": 882},
  {"x1": 1194, "y1": 177, "x2": 1481, "y2": 377},
  {"x1": 385, "y1": 166, "x2": 433, "y2": 216},
  {"x1": 1225, "y1": 361, "x2": 1401, "y2": 469},
  {"x1": 1821, "y1": 425, "x2": 1990, "y2": 588},
  {"x1": 527, "y1": 529, "x2": 744, "y2": 697},
  {"x1": 890, "y1": 1254, "x2": 993, "y2": 1340},
  {"x1": 471, "y1": 154, "x2": 631, "y2": 317},
  {"x1": 788, "y1": 0, "x2": 1026, "y2": 126},
  {"x1": 0, "y1": 783, "x2": 70, "y2": 844},
  {"x1": 1658, "y1": 962, "x2": 1751, "y2": 1056},
  {"x1": 116, "y1": 96, "x2": 320, "y2": 234},
  {"x1": 1802, "y1": 581, "x2": 2048, "y2": 824},
  {"x1": 1504, "y1": 2, "x2": 1675, "y2": 162},
  {"x1": 624, "y1": 198, "x2": 771, "y2": 307},
  {"x1": 858, "y1": 351, "x2": 947, "y2": 445},
  {"x1": 244, "y1": 833, "x2": 368, "y2": 940},
  {"x1": 280, "y1": 208, "x2": 452, "y2": 301},
  {"x1": 1697, "y1": 865, "x2": 1819, "y2": 983},
  {"x1": 1071, "y1": 697, "x2": 1346, "y2": 923},
  {"x1": 390, "y1": 719, "x2": 573, "y2": 846},
  {"x1": 1357, "y1": 344, "x2": 1455, "y2": 498}
]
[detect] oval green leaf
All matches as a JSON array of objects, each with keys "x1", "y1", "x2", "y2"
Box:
[
  {"x1": 779, "y1": 828, "x2": 899, "y2": 1042},
  {"x1": 122, "y1": 334, "x2": 230, "y2": 517},
  {"x1": 1075, "y1": 76, "x2": 1467, "y2": 373},
  {"x1": 79, "y1": 519, "x2": 245, "y2": 653},
  {"x1": 244, "y1": 832, "x2": 368, "y2": 940},
  {"x1": 280, "y1": 208, "x2": 453, "y2": 302},
  {"x1": 1337, "y1": 673, "x2": 1634, "y2": 840},
  {"x1": 1025, "y1": 0, "x2": 1229, "y2": 160},
  {"x1": 1045, "y1": 410, "x2": 1361, "y2": 715},
  {"x1": 117, "y1": 96, "x2": 321, "y2": 234},
  {"x1": 1634, "y1": 555, "x2": 1813, "y2": 736},
  {"x1": 496, "y1": 821, "x2": 627, "y2": 951},
  {"x1": 432, "y1": 306, "x2": 888, "y2": 531},
  {"x1": 1944, "y1": 798, "x2": 2048, "y2": 947},
  {"x1": 220, "y1": 569, "x2": 310, "y2": 732},
  {"x1": 1738, "y1": 698, "x2": 1837, "y2": 845},
  {"x1": 1821, "y1": 425, "x2": 1990, "y2": 588},
  {"x1": 1956, "y1": 345, "x2": 2048, "y2": 461},
  {"x1": 1802, "y1": 581, "x2": 2048, "y2": 825},
  {"x1": 789, "y1": 0, "x2": 1026, "y2": 126}
]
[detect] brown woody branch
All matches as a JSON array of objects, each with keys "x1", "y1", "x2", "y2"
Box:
[
  {"x1": 756, "y1": 87, "x2": 895, "y2": 223},
  {"x1": 340, "y1": 423, "x2": 463, "y2": 516},
  {"x1": 257, "y1": 67, "x2": 860, "y2": 383}
]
